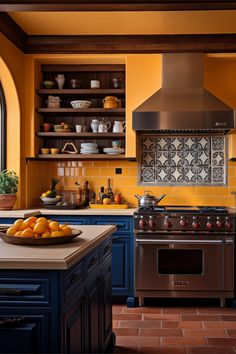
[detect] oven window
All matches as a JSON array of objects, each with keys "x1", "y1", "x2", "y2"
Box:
[{"x1": 158, "y1": 249, "x2": 203, "y2": 274}]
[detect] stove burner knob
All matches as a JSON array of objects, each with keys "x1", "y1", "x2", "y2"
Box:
[
  {"x1": 164, "y1": 220, "x2": 172, "y2": 229},
  {"x1": 226, "y1": 221, "x2": 233, "y2": 230},
  {"x1": 149, "y1": 219, "x2": 157, "y2": 229},
  {"x1": 207, "y1": 222, "x2": 215, "y2": 230},
  {"x1": 180, "y1": 218, "x2": 188, "y2": 227},
  {"x1": 192, "y1": 221, "x2": 200, "y2": 229},
  {"x1": 216, "y1": 220, "x2": 224, "y2": 229},
  {"x1": 139, "y1": 219, "x2": 147, "y2": 230}
]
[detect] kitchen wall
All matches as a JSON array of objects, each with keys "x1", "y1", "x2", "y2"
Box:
[{"x1": 1, "y1": 32, "x2": 236, "y2": 208}]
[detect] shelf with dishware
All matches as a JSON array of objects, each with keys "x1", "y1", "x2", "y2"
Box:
[{"x1": 34, "y1": 63, "x2": 126, "y2": 161}]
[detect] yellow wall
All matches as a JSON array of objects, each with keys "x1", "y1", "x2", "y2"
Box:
[
  {"x1": 1, "y1": 37, "x2": 236, "y2": 208},
  {"x1": 0, "y1": 34, "x2": 25, "y2": 207}
]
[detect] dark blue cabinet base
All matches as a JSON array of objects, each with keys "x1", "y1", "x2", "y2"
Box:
[{"x1": 0, "y1": 237, "x2": 114, "y2": 354}]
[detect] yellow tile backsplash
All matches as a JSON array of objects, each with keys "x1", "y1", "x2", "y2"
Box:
[{"x1": 26, "y1": 159, "x2": 236, "y2": 208}]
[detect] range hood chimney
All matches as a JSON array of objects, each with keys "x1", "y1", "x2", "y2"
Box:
[{"x1": 132, "y1": 53, "x2": 235, "y2": 133}]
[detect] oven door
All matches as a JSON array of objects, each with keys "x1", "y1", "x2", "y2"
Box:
[{"x1": 135, "y1": 234, "x2": 226, "y2": 292}]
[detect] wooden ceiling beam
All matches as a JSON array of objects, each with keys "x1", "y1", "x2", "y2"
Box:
[
  {"x1": 0, "y1": 13, "x2": 26, "y2": 51},
  {"x1": 25, "y1": 34, "x2": 236, "y2": 54},
  {"x1": 1, "y1": 0, "x2": 236, "y2": 11}
]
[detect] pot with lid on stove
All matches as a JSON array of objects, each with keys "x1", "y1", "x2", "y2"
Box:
[{"x1": 134, "y1": 191, "x2": 166, "y2": 207}]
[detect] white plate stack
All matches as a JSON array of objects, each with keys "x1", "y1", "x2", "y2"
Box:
[
  {"x1": 80, "y1": 143, "x2": 99, "y2": 154},
  {"x1": 103, "y1": 147, "x2": 125, "y2": 155}
]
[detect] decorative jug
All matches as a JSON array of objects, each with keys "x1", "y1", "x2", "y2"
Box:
[
  {"x1": 91, "y1": 119, "x2": 100, "y2": 133},
  {"x1": 55, "y1": 74, "x2": 65, "y2": 89},
  {"x1": 98, "y1": 120, "x2": 111, "y2": 133},
  {"x1": 112, "y1": 121, "x2": 126, "y2": 133},
  {"x1": 103, "y1": 96, "x2": 120, "y2": 109}
]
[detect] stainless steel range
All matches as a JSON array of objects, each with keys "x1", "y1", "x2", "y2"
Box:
[{"x1": 134, "y1": 206, "x2": 235, "y2": 307}]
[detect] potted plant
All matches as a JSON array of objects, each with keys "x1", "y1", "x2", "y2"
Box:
[{"x1": 0, "y1": 170, "x2": 19, "y2": 210}]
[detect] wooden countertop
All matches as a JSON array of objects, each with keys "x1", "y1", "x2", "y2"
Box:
[
  {"x1": 0, "y1": 208, "x2": 137, "y2": 217},
  {"x1": 0, "y1": 225, "x2": 116, "y2": 270}
]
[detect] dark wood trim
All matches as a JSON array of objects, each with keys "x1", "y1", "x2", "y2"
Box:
[
  {"x1": 25, "y1": 34, "x2": 236, "y2": 54},
  {"x1": 41, "y1": 64, "x2": 125, "y2": 72},
  {"x1": 0, "y1": 13, "x2": 26, "y2": 52},
  {"x1": 36, "y1": 89, "x2": 125, "y2": 96},
  {"x1": 37, "y1": 132, "x2": 125, "y2": 138},
  {"x1": 31, "y1": 154, "x2": 128, "y2": 160},
  {"x1": 0, "y1": 82, "x2": 6, "y2": 171},
  {"x1": 1, "y1": 0, "x2": 236, "y2": 11}
]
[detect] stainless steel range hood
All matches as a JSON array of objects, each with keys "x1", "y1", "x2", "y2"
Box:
[{"x1": 132, "y1": 53, "x2": 235, "y2": 133}]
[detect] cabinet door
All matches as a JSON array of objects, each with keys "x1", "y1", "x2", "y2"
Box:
[
  {"x1": 112, "y1": 235, "x2": 131, "y2": 295},
  {"x1": 62, "y1": 290, "x2": 86, "y2": 354},
  {"x1": 86, "y1": 277, "x2": 100, "y2": 353},
  {"x1": 100, "y1": 259, "x2": 112, "y2": 351},
  {"x1": 0, "y1": 313, "x2": 51, "y2": 354}
]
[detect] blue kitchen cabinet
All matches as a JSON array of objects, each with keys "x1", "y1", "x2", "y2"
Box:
[{"x1": 0, "y1": 237, "x2": 114, "y2": 354}]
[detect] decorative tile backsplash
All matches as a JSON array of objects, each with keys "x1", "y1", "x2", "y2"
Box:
[{"x1": 140, "y1": 136, "x2": 226, "y2": 185}]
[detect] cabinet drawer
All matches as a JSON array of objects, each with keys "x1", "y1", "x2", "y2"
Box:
[
  {"x1": 0, "y1": 276, "x2": 51, "y2": 306},
  {"x1": 86, "y1": 249, "x2": 100, "y2": 277},
  {"x1": 91, "y1": 217, "x2": 133, "y2": 234},
  {"x1": 64, "y1": 261, "x2": 84, "y2": 301}
]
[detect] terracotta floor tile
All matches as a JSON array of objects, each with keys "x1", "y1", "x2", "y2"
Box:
[
  {"x1": 221, "y1": 315, "x2": 236, "y2": 321},
  {"x1": 162, "y1": 321, "x2": 203, "y2": 329},
  {"x1": 143, "y1": 314, "x2": 180, "y2": 321},
  {"x1": 139, "y1": 347, "x2": 186, "y2": 353},
  {"x1": 187, "y1": 347, "x2": 236, "y2": 353},
  {"x1": 113, "y1": 320, "x2": 119, "y2": 328},
  {"x1": 203, "y1": 321, "x2": 236, "y2": 329},
  {"x1": 119, "y1": 320, "x2": 161, "y2": 328},
  {"x1": 227, "y1": 330, "x2": 236, "y2": 337},
  {"x1": 114, "y1": 345, "x2": 139, "y2": 353},
  {"x1": 114, "y1": 313, "x2": 142, "y2": 321},
  {"x1": 113, "y1": 305, "x2": 124, "y2": 314},
  {"x1": 183, "y1": 329, "x2": 226, "y2": 337},
  {"x1": 122, "y1": 307, "x2": 161, "y2": 314},
  {"x1": 140, "y1": 328, "x2": 183, "y2": 337},
  {"x1": 197, "y1": 308, "x2": 236, "y2": 315},
  {"x1": 162, "y1": 337, "x2": 206, "y2": 346},
  {"x1": 181, "y1": 314, "x2": 220, "y2": 321},
  {"x1": 114, "y1": 328, "x2": 140, "y2": 336},
  {"x1": 162, "y1": 308, "x2": 197, "y2": 314},
  {"x1": 206, "y1": 338, "x2": 236, "y2": 346},
  {"x1": 116, "y1": 336, "x2": 160, "y2": 347}
]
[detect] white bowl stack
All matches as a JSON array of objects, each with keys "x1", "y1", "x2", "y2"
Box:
[
  {"x1": 103, "y1": 147, "x2": 125, "y2": 155},
  {"x1": 80, "y1": 143, "x2": 99, "y2": 154}
]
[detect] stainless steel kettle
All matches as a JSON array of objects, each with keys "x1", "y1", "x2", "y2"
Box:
[{"x1": 134, "y1": 191, "x2": 166, "y2": 207}]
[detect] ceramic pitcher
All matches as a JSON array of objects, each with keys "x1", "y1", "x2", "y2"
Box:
[
  {"x1": 98, "y1": 121, "x2": 111, "y2": 133},
  {"x1": 91, "y1": 119, "x2": 100, "y2": 133},
  {"x1": 112, "y1": 121, "x2": 126, "y2": 132},
  {"x1": 55, "y1": 74, "x2": 65, "y2": 89}
]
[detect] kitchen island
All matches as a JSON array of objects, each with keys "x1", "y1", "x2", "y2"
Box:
[{"x1": 0, "y1": 225, "x2": 116, "y2": 354}]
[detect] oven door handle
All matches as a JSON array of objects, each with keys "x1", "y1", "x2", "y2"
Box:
[{"x1": 136, "y1": 239, "x2": 223, "y2": 245}]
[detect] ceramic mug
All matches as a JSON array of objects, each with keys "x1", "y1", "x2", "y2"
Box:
[
  {"x1": 41, "y1": 148, "x2": 50, "y2": 154},
  {"x1": 90, "y1": 80, "x2": 100, "y2": 89},
  {"x1": 75, "y1": 124, "x2": 83, "y2": 133},
  {"x1": 51, "y1": 148, "x2": 59, "y2": 154},
  {"x1": 112, "y1": 140, "x2": 121, "y2": 148},
  {"x1": 43, "y1": 123, "x2": 52, "y2": 132}
]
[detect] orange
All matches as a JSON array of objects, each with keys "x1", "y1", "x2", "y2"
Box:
[
  {"x1": 6, "y1": 226, "x2": 17, "y2": 236},
  {"x1": 29, "y1": 222, "x2": 36, "y2": 229},
  {"x1": 15, "y1": 231, "x2": 22, "y2": 237},
  {"x1": 42, "y1": 231, "x2": 51, "y2": 238},
  {"x1": 34, "y1": 222, "x2": 48, "y2": 235},
  {"x1": 19, "y1": 222, "x2": 30, "y2": 231},
  {"x1": 48, "y1": 221, "x2": 60, "y2": 231},
  {"x1": 36, "y1": 217, "x2": 48, "y2": 224},
  {"x1": 61, "y1": 226, "x2": 72, "y2": 235},
  {"x1": 13, "y1": 219, "x2": 24, "y2": 230},
  {"x1": 21, "y1": 228, "x2": 34, "y2": 238},
  {"x1": 51, "y1": 231, "x2": 65, "y2": 237},
  {"x1": 24, "y1": 216, "x2": 37, "y2": 225}
]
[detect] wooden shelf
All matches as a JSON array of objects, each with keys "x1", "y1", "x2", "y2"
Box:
[
  {"x1": 37, "y1": 132, "x2": 125, "y2": 138},
  {"x1": 36, "y1": 108, "x2": 125, "y2": 116},
  {"x1": 41, "y1": 64, "x2": 125, "y2": 72},
  {"x1": 36, "y1": 89, "x2": 125, "y2": 96},
  {"x1": 30, "y1": 154, "x2": 128, "y2": 160}
]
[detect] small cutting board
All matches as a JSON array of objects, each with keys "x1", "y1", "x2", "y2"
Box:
[{"x1": 89, "y1": 203, "x2": 128, "y2": 209}]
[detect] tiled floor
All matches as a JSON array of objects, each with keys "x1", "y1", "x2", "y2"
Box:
[{"x1": 112, "y1": 302, "x2": 236, "y2": 354}]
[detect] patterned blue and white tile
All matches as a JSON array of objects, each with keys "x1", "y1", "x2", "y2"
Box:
[
  {"x1": 197, "y1": 166, "x2": 211, "y2": 183},
  {"x1": 141, "y1": 167, "x2": 155, "y2": 183},
  {"x1": 141, "y1": 152, "x2": 155, "y2": 167},
  {"x1": 156, "y1": 137, "x2": 171, "y2": 151},
  {"x1": 211, "y1": 136, "x2": 225, "y2": 151},
  {"x1": 197, "y1": 136, "x2": 210, "y2": 150},
  {"x1": 212, "y1": 151, "x2": 224, "y2": 166},
  {"x1": 197, "y1": 149, "x2": 210, "y2": 166},
  {"x1": 141, "y1": 138, "x2": 156, "y2": 151},
  {"x1": 183, "y1": 166, "x2": 197, "y2": 183},
  {"x1": 212, "y1": 167, "x2": 225, "y2": 184}
]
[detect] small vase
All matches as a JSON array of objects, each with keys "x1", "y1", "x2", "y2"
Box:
[
  {"x1": 55, "y1": 74, "x2": 65, "y2": 89},
  {"x1": 0, "y1": 194, "x2": 17, "y2": 210}
]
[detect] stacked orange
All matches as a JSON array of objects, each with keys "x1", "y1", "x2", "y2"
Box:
[{"x1": 6, "y1": 216, "x2": 72, "y2": 238}]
